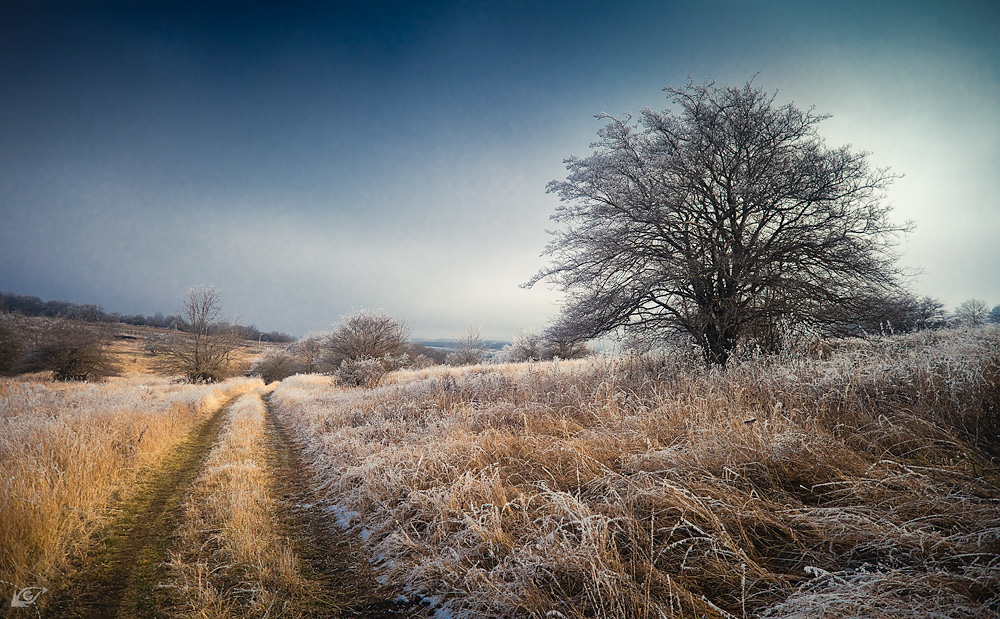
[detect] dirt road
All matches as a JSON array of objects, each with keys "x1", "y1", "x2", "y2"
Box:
[
  {"x1": 263, "y1": 394, "x2": 426, "y2": 617},
  {"x1": 43, "y1": 397, "x2": 236, "y2": 618},
  {"x1": 37, "y1": 390, "x2": 425, "y2": 618}
]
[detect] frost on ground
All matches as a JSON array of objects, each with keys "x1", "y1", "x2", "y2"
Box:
[{"x1": 271, "y1": 327, "x2": 1000, "y2": 618}]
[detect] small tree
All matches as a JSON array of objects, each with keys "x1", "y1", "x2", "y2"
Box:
[
  {"x1": 954, "y1": 298, "x2": 990, "y2": 326},
  {"x1": 990, "y1": 304, "x2": 1000, "y2": 324},
  {"x1": 446, "y1": 325, "x2": 489, "y2": 366},
  {"x1": 508, "y1": 329, "x2": 544, "y2": 362},
  {"x1": 158, "y1": 287, "x2": 240, "y2": 382},
  {"x1": 319, "y1": 311, "x2": 410, "y2": 387},
  {"x1": 320, "y1": 310, "x2": 410, "y2": 370},
  {"x1": 527, "y1": 78, "x2": 911, "y2": 365},
  {"x1": 292, "y1": 335, "x2": 325, "y2": 373}
]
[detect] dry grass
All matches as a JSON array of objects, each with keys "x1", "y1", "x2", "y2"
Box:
[
  {"x1": 0, "y1": 375, "x2": 260, "y2": 591},
  {"x1": 167, "y1": 389, "x2": 303, "y2": 618},
  {"x1": 105, "y1": 326, "x2": 265, "y2": 377},
  {"x1": 271, "y1": 326, "x2": 1000, "y2": 618}
]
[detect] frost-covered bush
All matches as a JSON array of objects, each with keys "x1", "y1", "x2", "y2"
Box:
[
  {"x1": 319, "y1": 310, "x2": 410, "y2": 372},
  {"x1": 336, "y1": 354, "x2": 408, "y2": 388}
]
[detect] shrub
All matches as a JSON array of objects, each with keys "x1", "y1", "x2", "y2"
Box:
[
  {"x1": 0, "y1": 314, "x2": 22, "y2": 375},
  {"x1": 336, "y1": 354, "x2": 408, "y2": 388},
  {"x1": 320, "y1": 310, "x2": 410, "y2": 371},
  {"x1": 249, "y1": 349, "x2": 303, "y2": 383},
  {"x1": 16, "y1": 321, "x2": 117, "y2": 381}
]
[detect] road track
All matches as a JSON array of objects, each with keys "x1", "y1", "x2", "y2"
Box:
[
  {"x1": 43, "y1": 397, "x2": 236, "y2": 618},
  {"x1": 37, "y1": 389, "x2": 426, "y2": 618},
  {"x1": 263, "y1": 393, "x2": 427, "y2": 617}
]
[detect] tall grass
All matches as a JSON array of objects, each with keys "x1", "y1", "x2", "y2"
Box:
[
  {"x1": 167, "y1": 389, "x2": 303, "y2": 617},
  {"x1": 0, "y1": 375, "x2": 260, "y2": 591},
  {"x1": 271, "y1": 327, "x2": 1000, "y2": 618}
]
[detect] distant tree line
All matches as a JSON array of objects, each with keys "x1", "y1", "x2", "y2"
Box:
[{"x1": 0, "y1": 291, "x2": 294, "y2": 342}]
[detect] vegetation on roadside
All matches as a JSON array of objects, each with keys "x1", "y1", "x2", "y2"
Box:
[{"x1": 270, "y1": 326, "x2": 1000, "y2": 618}]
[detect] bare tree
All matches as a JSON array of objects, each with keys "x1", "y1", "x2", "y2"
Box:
[
  {"x1": 509, "y1": 329, "x2": 544, "y2": 361},
  {"x1": 527, "y1": 78, "x2": 911, "y2": 365},
  {"x1": 953, "y1": 298, "x2": 990, "y2": 326},
  {"x1": 319, "y1": 310, "x2": 410, "y2": 375},
  {"x1": 158, "y1": 286, "x2": 240, "y2": 382},
  {"x1": 446, "y1": 325, "x2": 489, "y2": 366}
]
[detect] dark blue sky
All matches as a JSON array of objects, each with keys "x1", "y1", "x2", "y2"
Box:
[{"x1": 2, "y1": 1, "x2": 998, "y2": 338}]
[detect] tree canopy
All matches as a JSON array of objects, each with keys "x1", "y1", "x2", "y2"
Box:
[{"x1": 528, "y1": 78, "x2": 911, "y2": 364}]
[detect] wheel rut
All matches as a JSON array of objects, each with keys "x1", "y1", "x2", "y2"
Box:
[
  {"x1": 263, "y1": 394, "x2": 428, "y2": 618},
  {"x1": 43, "y1": 397, "x2": 237, "y2": 619}
]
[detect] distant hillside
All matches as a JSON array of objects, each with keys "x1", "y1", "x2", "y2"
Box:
[
  {"x1": 0, "y1": 291, "x2": 294, "y2": 343},
  {"x1": 413, "y1": 338, "x2": 509, "y2": 352}
]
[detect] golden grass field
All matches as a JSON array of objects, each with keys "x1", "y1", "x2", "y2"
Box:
[
  {"x1": 0, "y1": 376, "x2": 260, "y2": 594},
  {"x1": 2, "y1": 325, "x2": 998, "y2": 618}
]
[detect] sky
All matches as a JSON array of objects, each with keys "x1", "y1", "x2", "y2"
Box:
[{"x1": 1, "y1": 0, "x2": 998, "y2": 340}]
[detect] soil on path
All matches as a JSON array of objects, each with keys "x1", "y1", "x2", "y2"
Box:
[
  {"x1": 43, "y1": 397, "x2": 237, "y2": 619},
  {"x1": 263, "y1": 395, "x2": 429, "y2": 618}
]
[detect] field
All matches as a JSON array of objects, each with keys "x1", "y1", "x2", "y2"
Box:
[
  {"x1": 1, "y1": 326, "x2": 998, "y2": 617},
  {"x1": 270, "y1": 327, "x2": 1000, "y2": 618},
  {"x1": 0, "y1": 376, "x2": 260, "y2": 600}
]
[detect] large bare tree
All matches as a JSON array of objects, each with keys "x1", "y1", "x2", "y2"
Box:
[
  {"x1": 527, "y1": 79, "x2": 911, "y2": 365},
  {"x1": 158, "y1": 286, "x2": 239, "y2": 382}
]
